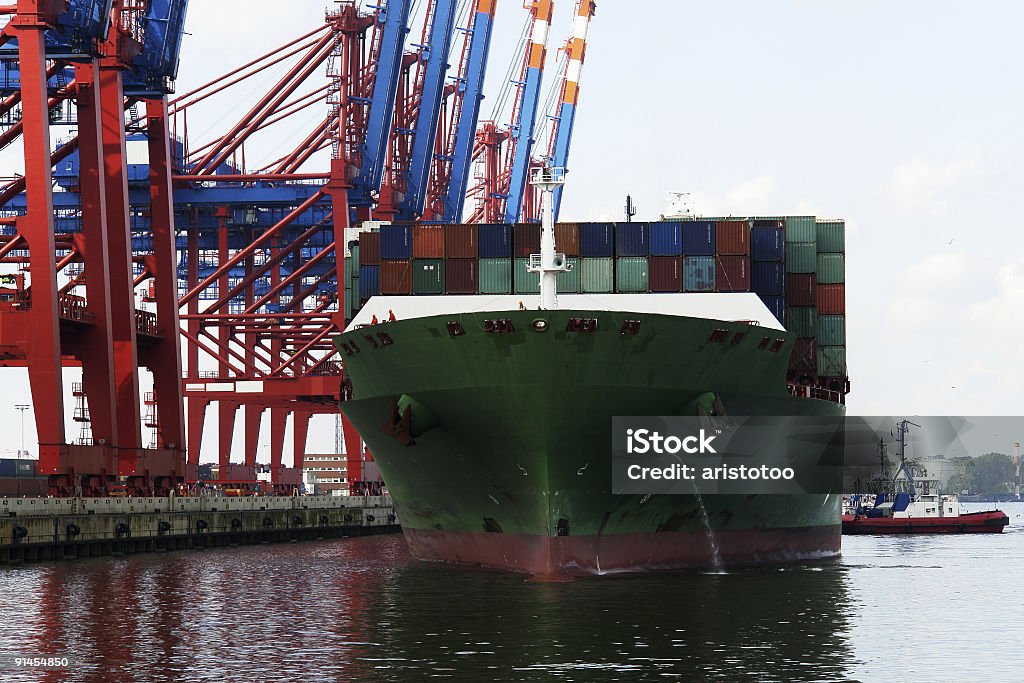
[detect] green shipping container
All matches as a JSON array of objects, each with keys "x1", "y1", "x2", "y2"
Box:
[
  {"x1": 786, "y1": 306, "x2": 817, "y2": 338},
  {"x1": 557, "y1": 257, "x2": 581, "y2": 293},
  {"x1": 351, "y1": 244, "x2": 360, "y2": 271},
  {"x1": 412, "y1": 259, "x2": 445, "y2": 294},
  {"x1": 514, "y1": 257, "x2": 540, "y2": 294},
  {"x1": 616, "y1": 257, "x2": 649, "y2": 293},
  {"x1": 816, "y1": 253, "x2": 845, "y2": 284},
  {"x1": 817, "y1": 314, "x2": 846, "y2": 346},
  {"x1": 785, "y1": 242, "x2": 816, "y2": 273},
  {"x1": 344, "y1": 256, "x2": 355, "y2": 291},
  {"x1": 580, "y1": 258, "x2": 613, "y2": 293},
  {"x1": 479, "y1": 258, "x2": 512, "y2": 294},
  {"x1": 344, "y1": 286, "x2": 353, "y2": 321},
  {"x1": 784, "y1": 216, "x2": 816, "y2": 243},
  {"x1": 817, "y1": 345, "x2": 847, "y2": 376},
  {"x1": 815, "y1": 220, "x2": 845, "y2": 252}
]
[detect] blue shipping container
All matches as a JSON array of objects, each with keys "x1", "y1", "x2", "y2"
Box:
[
  {"x1": 358, "y1": 265, "x2": 380, "y2": 301},
  {"x1": 750, "y1": 226, "x2": 784, "y2": 261},
  {"x1": 682, "y1": 220, "x2": 716, "y2": 256},
  {"x1": 0, "y1": 459, "x2": 15, "y2": 477},
  {"x1": 649, "y1": 222, "x2": 682, "y2": 256},
  {"x1": 477, "y1": 223, "x2": 512, "y2": 258},
  {"x1": 751, "y1": 261, "x2": 785, "y2": 295},
  {"x1": 580, "y1": 222, "x2": 614, "y2": 257},
  {"x1": 758, "y1": 294, "x2": 786, "y2": 326},
  {"x1": 379, "y1": 224, "x2": 413, "y2": 260},
  {"x1": 615, "y1": 222, "x2": 649, "y2": 256},
  {"x1": 683, "y1": 256, "x2": 716, "y2": 292}
]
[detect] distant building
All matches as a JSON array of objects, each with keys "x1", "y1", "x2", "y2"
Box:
[
  {"x1": 895, "y1": 455, "x2": 961, "y2": 494},
  {"x1": 303, "y1": 454, "x2": 348, "y2": 495}
]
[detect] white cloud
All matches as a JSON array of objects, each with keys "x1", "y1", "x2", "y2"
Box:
[
  {"x1": 887, "y1": 153, "x2": 979, "y2": 214},
  {"x1": 684, "y1": 176, "x2": 777, "y2": 218},
  {"x1": 897, "y1": 251, "x2": 970, "y2": 293}
]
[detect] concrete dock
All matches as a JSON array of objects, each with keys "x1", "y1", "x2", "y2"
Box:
[{"x1": 0, "y1": 494, "x2": 399, "y2": 564}]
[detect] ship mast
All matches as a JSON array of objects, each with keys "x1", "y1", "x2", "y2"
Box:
[{"x1": 528, "y1": 166, "x2": 571, "y2": 309}]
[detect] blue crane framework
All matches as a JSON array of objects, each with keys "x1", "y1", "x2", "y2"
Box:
[{"x1": 0, "y1": 0, "x2": 595, "y2": 496}]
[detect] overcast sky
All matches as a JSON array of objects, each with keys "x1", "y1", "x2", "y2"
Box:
[{"x1": 2, "y1": 1, "x2": 1023, "y2": 462}]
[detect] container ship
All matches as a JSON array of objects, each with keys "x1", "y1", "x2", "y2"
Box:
[{"x1": 336, "y1": 173, "x2": 849, "y2": 575}]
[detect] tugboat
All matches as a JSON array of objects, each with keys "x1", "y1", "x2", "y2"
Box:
[{"x1": 842, "y1": 420, "x2": 1009, "y2": 534}]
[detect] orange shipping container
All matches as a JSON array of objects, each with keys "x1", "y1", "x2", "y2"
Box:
[
  {"x1": 554, "y1": 223, "x2": 581, "y2": 257},
  {"x1": 359, "y1": 231, "x2": 380, "y2": 265},
  {"x1": 816, "y1": 284, "x2": 845, "y2": 314},
  {"x1": 412, "y1": 225, "x2": 445, "y2": 258},
  {"x1": 445, "y1": 224, "x2": 478, "y2": 259},
  {"x1": 715, "y1": 220, "x2": 749, "y2": 255},
  {"x1": 380, "y1": 260, "x2": 413, "y2": 294}
]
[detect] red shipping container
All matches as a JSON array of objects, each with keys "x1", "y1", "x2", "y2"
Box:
[
  {"x1": 715, "y1": 255, "x2": 750, "y2": 291},
  {"x1": 513, "y1": 223, "x2": 541, "y2": 257},
  {"x1": 554, "y1": 223, "x2": 581, "y2": 257},
  {"x1": 359, "y1": 231, "x2": 381, "y2": 265},
  {"x1": 649, "y1": 256, "x2": 682, "y2": 292},
  {"x1": 445, "y1": 224, "x2": 478, "y2": 259},
  {"x1": 445, "y1": 258, "x2": 478, "y2": 293},
  {"x1": 380, "y1": 260, "x2": 412, "y2": 294},
  {"x1": 816, "y1": 284, "x2": 845, "y2": 314},
  {"x1": 412, "y1": 225, "x2": 445, "y2": 258},
  {"x1": 715, "y1": 220, "x2": 749, "y2": 255},
  {"x1": 785, "y1": 273, "x2": 816, "y2": 306}
]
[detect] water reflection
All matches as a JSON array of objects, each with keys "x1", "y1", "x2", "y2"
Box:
[{"x1": 1, "y1": 536, "x2": 856, "y2": 681}]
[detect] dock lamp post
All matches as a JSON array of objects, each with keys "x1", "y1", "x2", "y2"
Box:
[{"x1": 15, "y1": 404, "x2": 29, "y2": 457}]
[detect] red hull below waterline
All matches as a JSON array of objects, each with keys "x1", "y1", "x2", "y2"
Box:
[
  {"x1": 402, "y1": 525, "x2": 842, "y2": 576},
  {"x1": 841, "y1": 510, "x2": 1009, "y2": 535}
]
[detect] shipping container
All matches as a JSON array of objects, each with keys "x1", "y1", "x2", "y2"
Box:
[
  {"x1": 750, "y1": 226, "x2": 784, "y2": 261},
  {"x1": 554, "y1": 223, "x2": 581, "y2": 256},
  {"x1": 815, "y1": 220, "x2": 845, "y2": 252},
  {"x1": 715, "y1": 220, "x2": 749, "y2": 255},
  {"x1": 379, "y1": 224, "x2": 412, "y2": 260},
  {"x1": 412, "y1": 225, "x2": 446, "y2": 258},
  {"x1": 380, "y1": 260, "x2": 412, "y2": 295},
  {"x1": 479, "y1": 257, "x2": 512, "y2": 293},
  {"x1": 649, "y1": 222, "x2": 683, "y2": 256},
  {"x1": 759, "y1": 294, "x2": 785, "y2": 326},
  {"x1": 514, "y1": 223, "x2": 541, "y2": 257},
  {"x1": 358, "y1": 265, "x2": 380, "y2": 301},
  {"x1": 785, "y1": 273, "x2": 816, "y2": 307},
  {"x1": 784, "y1": 216, "x2": 816, "y2": 242},
  {"x1": 478, "y1": 223, "x2": 512, "y2": 258},
  {"x1": 413, "y1": 259, "x2": 445, "y2": 294},
  {"x1": 350, "y1": 244, "x2": 360, "y2": 272},
  {"x1": 557, "y1": 258, "x2": 581, "y2": 293},
  {"x1": 816, "y1": 284, "x2": 846, "y2": 314},
  {"x1": 649, "y1": 256, "x2": 682, "y2": 292},
  {"x1": 683, "y1": 256, "x2": 716, "y2": 292},
  {"x1": 344, "y1": 256, "x2": 355, "y2": 291},
  {"x1": 816, "y1": 253, "x2": 845, "y2": 284},
  {"x1": 682, "y1": 220, "x2": 715, "y2": 256},
  {"x1": 580, "y1": 222, "x2": 614, "y2": 257},
  {"x1": 785, "y1": 242, "x2": 816, "y2": 273},
  {"x1": 344, "y1": 286, "x2": 353, "y2": 321},
  {"x1": 444, "y1": 258, "x2": 478, "y2": 294},
  {"x1": 445, "y1": 223, "x2": 478, "y2": 259},
  {"x1": 786, "y1": 306, "x2": 817, "y2": 338},
  {"x1": 615, "y1": 222, "x2": 649, "y2": 257},
  {"x1": 515, "y1": 257, "x2": 540, "y2": 293},
  {"x1": 817, "y1": 314, "x2": 846, "y2": 346},
  {"x1": 616, "y1": 256, "x2": 649, "y2": 292},
  {"x1": 751, "y1": 261, "x2": 785, "y2": 295},
  {"x1": 359, "y1": 231, "x2": 380, "y2": 265},
  {"x1": 789, "y1": 338, "x2": 818, "y2": 377},
  {"x1": 817, "y1": 345, "x2": 847, "y2": 376},
  {"x1": 16, "y1": 461, "x2": 34, "y2": 475},
  {"x1": 715, "y1": 255, "x2": 750, "y2": 291},
  {"x1": 580, "y1": 257, "x2": 614, "y2": 292},
  {"x1": 0, "y1": 459, "x2": 15, "y2": 477}
]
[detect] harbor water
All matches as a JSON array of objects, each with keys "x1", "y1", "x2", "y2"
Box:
[{"x1": 1, "y1": 502, "x2": 1022, "y2": 681}]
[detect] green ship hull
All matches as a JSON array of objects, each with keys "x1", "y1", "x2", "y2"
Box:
[{"x1": 337, "y1": 308, "x2": 842, "y2": 575}]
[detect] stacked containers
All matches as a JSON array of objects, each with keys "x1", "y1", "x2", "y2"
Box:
[
  {"x1": 650, "y1": 222, "x2": 682, "y2": 292},
  {"x1": 616, "y1": 223, "x2": 649, "y2": 292},
  {"x1": 379, "y1": 224, "x2": 412, "y2": 295},
  {"x1": 445, "y1": 223, "x2": 478, "y2": 293},
  {"x1": 555, "y1": 223, "x2": 581, "y2": 293},
  {"x1": 358, "y1": 229, "x2": 382, "y2": 303},
  {"x1": 682, "y1": 221, "x2": 715, "y2": 292},
  {"x1": 815, "y1": 220, "x2": 847, "y2": 378},
  {"x1": 784, "y1": 216, "x2": 817, "y2": 382},
  {"x1": 715, "y1": 219, "x2": 750, "y2": 292},
  {"x1": 580, "y1": 222, "x2": 614, "y2": 292},
  {"x1": 750, "y1": 219, "x2": 785, "y2": 325},
  {"x1": 412, "y1": 225, "x2": 444, "y2": 294},
  {"x1": 478, "y1": 223, "x2": 513, "y2": 294}
]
